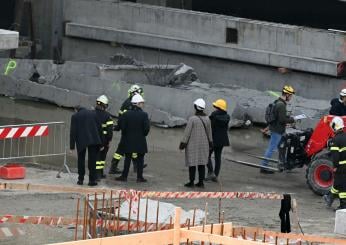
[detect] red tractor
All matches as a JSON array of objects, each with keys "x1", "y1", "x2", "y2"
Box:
[{"x1": 279, "y1": 115, "x2": 345, "y2": 195}]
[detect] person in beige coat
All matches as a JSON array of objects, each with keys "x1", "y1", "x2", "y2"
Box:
[{"x1": 179, "y1": 98, "x2": 213, "y2": 188}]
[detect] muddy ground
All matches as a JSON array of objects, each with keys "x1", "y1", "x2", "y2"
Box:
[{"x1": 0, "y1": 96, "x2": 342, "y2": 244}]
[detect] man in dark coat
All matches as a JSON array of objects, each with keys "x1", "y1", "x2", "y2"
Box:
[
  {"x1": 70, "y1": 107, "x2": 102, "y2": 186},
  {"x1": 109, "y1": 85, "x2": 144, "y2": 174},
  {"x1": 329, "y1": 89, "x2": 346, "y2": 116},
  {"x1": 206, "y1": 99, "x2": 230, "y2": 182},
  {"x1": 115, "y1": 94, "x2": 150, "y2": 182}
]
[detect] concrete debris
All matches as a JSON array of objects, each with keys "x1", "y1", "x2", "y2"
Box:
[
  {"x1": 110, "y1": 53, "x2": 143, "y2": 66},
  {"x1": 120, "y1": 199, "x2": 205, "y2": 225},
  {"x1": 0, "y1": 58, "x2": 331, "y2": 129}
]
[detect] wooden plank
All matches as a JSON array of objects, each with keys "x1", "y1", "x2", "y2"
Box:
[
  {"x1": 173, "y1": 207, "x2": 181, "y2": 245},
  {"x1": 186, "y1": 223, "x2": 233, "y2": 236},
  {"x1": 263, "y1": 231, "x2": 346, "y2": 245},
  {"x1": 50, "y1": 230, "x2": 173, "y2": 245},
  {"x1": 180, "y1": 230, "x2": 262, "y2": 245}
]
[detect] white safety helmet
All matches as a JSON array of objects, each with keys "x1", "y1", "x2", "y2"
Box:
[
  {"x1": 129, "y1": 84, "x2": 143, "y2": 95},
  {"x1": 193, "y1": 98, "x2": 206, "y2": 111},
  {"x1": 131, "y1": 94, "x2": 145, "y2": 104},
  {"x1": 330, "y1": 116, "x2": 344, "y2": 132},
  {"x1": 96, "y1": 95, "x2": 109, "y2": 105},
  {"x1": 340, "y1": 89, "x2": 346, "y2": 97}
]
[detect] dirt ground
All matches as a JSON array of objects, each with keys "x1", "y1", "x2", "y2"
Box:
[{"x1": 0, "y1": 97, "x2": 343, "y2": 244}]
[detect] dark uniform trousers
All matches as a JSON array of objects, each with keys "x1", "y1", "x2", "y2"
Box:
[
  {"x1": 96, "y1": 146, "x2": 109, "y2": 171},
  {"x1": 78, "y1": 145, "x2": 100, "y2": 183},
  {"x1": 122, "y1": 153, "x2": 145, "y2": 179},
  {"x1": 330, "y1": 131, "x2": 346, "y2": 208}
]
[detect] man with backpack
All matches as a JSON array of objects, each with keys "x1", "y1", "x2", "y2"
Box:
[{"x1": 261, "y1": 85, "x2": 295, "y2": 174}]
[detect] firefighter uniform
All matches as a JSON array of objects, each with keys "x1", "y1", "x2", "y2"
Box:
[
  {"x1": 329, "y1": 131, "x2": 346, "y2": 209},
  {"x1": 95, "y1": 107, "x2": 114, "y2": 180},
  {"x1": 109, "y1": 97, "x2": 138, "y2": 174}
]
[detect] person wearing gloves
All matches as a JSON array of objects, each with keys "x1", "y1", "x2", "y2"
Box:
[
  {"x1": 179, "y1": 98, "x2": 213, "y2": 188},
  {"x1": 205, "y1": 99, "x2": 230, "y2": 182}
]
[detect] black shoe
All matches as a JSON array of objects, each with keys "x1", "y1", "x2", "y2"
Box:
[
  {"x1": 323, "y1": 193, "x2": 334, "y2": 208},
  {"x1": 143, "y1": 164, "x2": 147, "y2": 169},
  {"x1": 260, "y1": 169, "x2": 275, "y2": 174},
  {"x1": 77, "y1": 180, "x2": 83, "y2": 185},
  {"x1": 184, "y1": 182, "x2": 194, "y2": 188},
  {"x1": 88, "y1": 182, "x2": 98, "y2": 186},
  {"x1": 109, "y1": 159, "x2": 120, "y2": 174},
  {"x1": 195, "y1": 182, "x2": 205, "y2": 188},
  {"x1": 137, "y1": 178, "x2": 147, "y2": 183},
  {"x1": 115, "y1": 176, "x2": 127, "y2": 182}
]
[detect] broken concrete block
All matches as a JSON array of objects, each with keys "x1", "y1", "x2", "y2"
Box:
[{"x1": 335, "y1": 209, "x2": 346, "y2": 235}]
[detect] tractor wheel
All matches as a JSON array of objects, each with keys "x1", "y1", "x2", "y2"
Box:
[{"x1": 306, "y1": 158, "x2": 334, "y2": 196}]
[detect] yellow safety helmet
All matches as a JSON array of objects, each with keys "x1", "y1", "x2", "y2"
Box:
[
  {"x1": 213, "y1": 99, "x2": 227, "y2": 111},
  {"x1": 282, "y1": 85, "x2": 295, "y2": 95}
]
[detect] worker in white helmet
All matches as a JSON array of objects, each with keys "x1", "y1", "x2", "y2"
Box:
[
  {"x1": 323, "y1": 116, "x2": 346, "y2": 210},
  {"x1": 115, "y1": 94, "x2": 150, "y2": 183},
  {"x1": 179, "y1": 98, "x2": 213, "y2": 188},
  {"x1": 94, "y1": 95, "x2": 114, "y2": 181},
  {"x1": 109, "y1": 84, "x2": 145, "y2": 174},
  {"x1": 330, "y1": 88, "x2": 346, "y2": 116}
]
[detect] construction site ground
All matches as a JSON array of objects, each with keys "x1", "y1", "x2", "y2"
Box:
[{"x1": 0, "y1": 97, "x2": 342, "y2": 244}]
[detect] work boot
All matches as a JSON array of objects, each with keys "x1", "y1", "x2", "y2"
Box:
[
  {"x1": 88, "y1": 182, "x2": 98, "y2": 187},
  {"x1": 115, "y1": 176, "x2": 127, "y2": 182},
  {"x1": 205, "y1": 172, "x2": 216, "y2": 181},
  {"x1": 95, "y1": 170, "x2": 102, "y2": 182},
  {"x1": 323, "y1": 192, "x2": 335, "y2": 208},
  {"x1": 137, "y1": 178, "x2": 147, "y2": 183},
  {"x1": 195, "y1": 182, "x2": 205, "y2": 188},
  {"x1": 184, "y1": 182, "x2": 194, "y2": 188},
  {"x1": 77, "y1": 180, "x2": 83, "y2": 185},
  {"x1": 336, "y1": 199, "x2": 346, "y2": 210},
  {"x1": 109, "y1": 159, "x2": 122, "y2": 174},
  {"x1": 260, "y1": 168, "x2": 275, "y2": 174}
]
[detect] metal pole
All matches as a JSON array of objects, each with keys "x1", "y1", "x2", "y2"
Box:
[{"x1": 74, "y1": 197, "x2": 80, "y2": 241}]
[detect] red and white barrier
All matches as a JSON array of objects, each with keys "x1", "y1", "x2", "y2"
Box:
[
  {"x1": 0, "y1": 126, "x2": 48, "y2": 139},
  {"x1": 0, "y1": 227, "x2": 25, "y2": 238}
]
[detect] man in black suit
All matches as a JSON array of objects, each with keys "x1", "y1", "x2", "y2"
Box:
[{"x1": 70, "y1": 107, "x2": 102, "y2": 186}]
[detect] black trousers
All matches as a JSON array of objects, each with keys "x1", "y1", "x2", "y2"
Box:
[
  {"x1": 122, "y1": 153, "x2": 145, "y2": 179},
  {"x1": 207, "y1": 147, "x2": 223, "y2": 176},
  {"x1": 189, "y1": 165, "x2": 205, "y2": 183},
  {"x1": 78, "y1": 145, "x2": 99, "y2": 183}
]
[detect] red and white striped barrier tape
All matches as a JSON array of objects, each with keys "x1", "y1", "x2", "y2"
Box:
[
  {"x1": 0, "y1": 126, "x2": 48, "y2": 139},
  {"x1": 0, "y1": 227, "x2": 25, "y2": 238},
  {"x1": 119, "y1": 190, "x2": 283, "y2": 200}
]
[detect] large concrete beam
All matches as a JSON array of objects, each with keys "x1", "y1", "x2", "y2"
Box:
[
  {"x1": 65, "y1": 22, "x2": 342, "y2": 77},
  {"x1": 0, "y1": 30, "x2": 19, "y2": 50}
]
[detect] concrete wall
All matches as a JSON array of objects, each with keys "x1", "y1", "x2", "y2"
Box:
[
  {"x1": 31, "y1": 0, "x2": 63, "y2": 58},
  {"x1": 63, "y1": 0, "x2": 346, "y2": 76},
  {"x1": 62, "y1": 37, "x2": 346, "y2": 101}
]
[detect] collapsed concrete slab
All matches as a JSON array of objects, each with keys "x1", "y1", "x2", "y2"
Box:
[{"x1": 0, "y1": 58, "x2": 331, "y2": 129}]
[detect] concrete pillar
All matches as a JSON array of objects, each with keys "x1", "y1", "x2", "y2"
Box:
[
  {"x1": 0, "y1": 29, "x2": 19, "y2": 50},
  {"x1": 334, "y1": 209, "x2": 346, "y2": 235}
]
